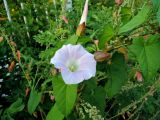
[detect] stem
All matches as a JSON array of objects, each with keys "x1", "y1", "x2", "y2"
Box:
[
  {"x1": 20, "y1": 2, "x2": 30, "y2": 39},
  {"x1": 3, "y1": 33, "x2": 31, "y2": 87}
]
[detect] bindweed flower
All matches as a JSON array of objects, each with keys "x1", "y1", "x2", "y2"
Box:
[{"x1": 50, "y1": 44, "x2": 96, "y2": 84}]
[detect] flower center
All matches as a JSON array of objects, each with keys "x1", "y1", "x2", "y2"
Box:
[
  {"x1": 68, "y1": 64, "x2": 77, "y2": 72},
  {"x1": 66, "y1": 59, "x2": 79, "y2": 72}
]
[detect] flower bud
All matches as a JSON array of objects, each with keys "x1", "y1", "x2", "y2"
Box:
[
  {"x1": 135, "y1": 71, "x2": 143, "y2": 82},
  {"x1": 16, "y1": 50, "x2": 21, "y2": 62},
  {"x1": 76, "y1": 0, "x2": 88, "y2": 36},
  {"x1": 79, "y1": 0, "x2": 88, "y2": 25},
  {"x1": 0, "y1": 17, "x2": 6, "y2": 21},
  {"x1": 8, "y1": 61, "x2": 15, "y2": 72},
  {"x1": 115, "y1": 0, "x2": 123, "y2": 6},
  {"x1": 25, "y1": 87, "x2": 30, "y2": 97},
  {"x1": 94, "y1": 51, "x2": 110, "y2": 62},
  {"x1": 0, "y1": 37, "x2": 3, "y2": 42},
  {"x1": 94, "y1": 40, "x2": 99, "y2": 46},
  {"x1": 61, "y1": 15, "x2": 68, "y2": 24},
  {"x1": 50, "y1": 95, "x2": 55, "y2": 101},
  {"x1": 9, "y1": 40, "x2": 17, "y2": 47}
]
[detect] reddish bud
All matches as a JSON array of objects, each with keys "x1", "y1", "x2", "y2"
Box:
[
  {"x1": 16, "y1": 50, "x2": 21, "y2": 62},
  {"x1": 0, "y1": 17, "x2": 6, "y2": 21},
  {"x1": 94, "y1": 40, "x2": 99, "y2": 46},
  {"x1": 94, "y1": 51, "x2": 110, "y2": 62},
  {"x1": 25, "y1": 87, "x2": 30, "y2": 96},
  {"x1": 50, "y1": 95, "x2": 55, "y2": 101},
  {"x1": 0, "y1": 37, "x2": 3, "y2": 42},
  {"x1": 143, "y1": 35, "x2": 149, "y2": 40},
  {"x1": 9, "y1": 40, "x2": 17, "y2": 47},
  {"x1": 115, "y1": 0, "x2": 123, "y2": 5},
  {"x1": 61, "y1": 16, "x2": 69, "y2": 24},
  {"x1": 8, "y1": 61, "x2": 16, "y2": 72},
  {"x1": 135, "y1": 71, "x2": 143, "y2": 82}
]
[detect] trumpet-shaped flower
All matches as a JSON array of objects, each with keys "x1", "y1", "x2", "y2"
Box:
[{"x1": 50, "y1": 44, "x2": 96, "y2": 84}]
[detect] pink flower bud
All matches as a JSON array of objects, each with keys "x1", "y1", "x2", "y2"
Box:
[
  {"x1": 94, "y1": 51, "x2": 110, "y2": 62},
  {"x1": 115, "y1": 0, "x2": 123, "y2": 6},
  {"x1": 76, "y1": 0, "x2": 88, "y2": 36},
  {"x1": 135, "y1": 71, "x2": 143, "y2": 82},
  {"x1": 94, "y1": 40, "x2": 99, "y2": 46},
  {"x1": 0, "y1": 37, "x2": 3, "y2": 42},
  {"x1": 61, "y1": 16, "x2": 68, "y2": 24},
  {"x1": 50, "y1": 95, "x2": 55, "y2": 101}
]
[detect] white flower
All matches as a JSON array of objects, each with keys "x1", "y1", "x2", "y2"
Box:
[{"x1": 50, "y1": 44, "x2": 96, "y2": 84}]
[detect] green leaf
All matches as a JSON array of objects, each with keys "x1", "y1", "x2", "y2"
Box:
[
  {"x1": 53, "y1": 75, "x2": 77, "y2": 116},
  {"x1": 99, "y1": 24, "x2": 114, "y2": 49},
  {"x1": 151, "y1": 0, "x2": 160, "y2": 10},
  {"x1": 0, "y1": 109, "x2": 2, "y2": 115},
  {"x1": 128, "y1": 35, "x2": 160, "y2": 81},
  {"x1": 77, "y1": 36, "x2": 91, "y2": 44},
  {"x1": 39, "y1": 48, "x2": 57, "y2": 60},
  {"x1": 156, "y1": 8, "x2": 160, "y2": 25},
  {"x1": 82, "y1": 80, "x2": 106, "y2": 114},
  {"x1": 34, "y1": 31, "x2": 55, "y2": 45},
  {"x1": 46, "y1": 104, "x2": 64, "y2": 120},
  {"x1": 105, "y1": 53, "x2": 128, "y2": 98},
  {"x1": 119, "y1": 6, "x2": 150, "y2": 34},
  {"x1": 7, "y1": 98, "x2": 25, "y2": 116},
  {"x1": 64, "y1": 35, "x2": 78, "y2": 45},
  {"x1": 120, "y1": 7, "x2": 132, "y2": 24},
  {"x1": 27, "y1": 89, "x2": 42, "y2": 114}
]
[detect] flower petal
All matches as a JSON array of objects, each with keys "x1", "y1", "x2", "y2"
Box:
[
  {"x1": 66, "y1": 44, "x2": 88, "y2": 59},
  {"x1": 50, "y1": 45, "x2": 69, "y2": 68},
  {"x1": 61, "y1": 68, "x2": 84, "y2": 84},
  {"x1": 78, "y1": 53, "x2": 96, "y2": 78}
]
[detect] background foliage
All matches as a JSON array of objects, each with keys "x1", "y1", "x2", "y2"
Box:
[{"x1": 1, "y1": 0, "x2": 160, "y2": 120}]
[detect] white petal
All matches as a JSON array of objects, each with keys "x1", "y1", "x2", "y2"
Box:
[
  {"x1": 50, "y1": 45, "x2": 69, "y2": 68},
  {"x1": 78, "y1": 53, "x2": 96, "y2": 78},
  {"x1": 50, "y1": 44, "x2": 87, "y2": 68},
  {"x1": 66, "y1": 44, "x2": 88, "y2": 59},
  {"x1": 61, "y1": 68, "x2": 84, "y2": 84}
]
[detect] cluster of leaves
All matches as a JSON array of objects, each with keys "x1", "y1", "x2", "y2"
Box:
[{"x1": 1, "y1": 0, "x2": 160, "y2": 120}]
